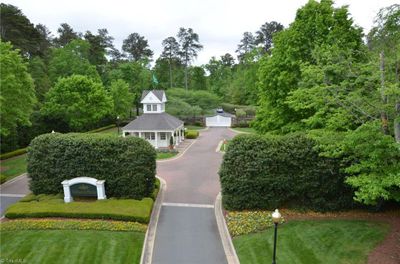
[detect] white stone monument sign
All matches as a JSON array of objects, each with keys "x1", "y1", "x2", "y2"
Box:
[{"x1": 61, "y1": 177, "x2": 106, "y2": 203}]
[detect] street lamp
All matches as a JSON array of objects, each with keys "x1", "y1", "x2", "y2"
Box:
[
  {"x1": 116, "y1": 116, "x2": 120, "y2": 135},
  {"x1": 272, "y1": 209, "x2": 282, "y2": 264}
]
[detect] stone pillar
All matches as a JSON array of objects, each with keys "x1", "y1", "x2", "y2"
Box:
[
  {"x1": 96, "y1": 180, "x2": 106, "y2": 200},
  {"x1": 61, "y1": 180, "x2": 73, "y2": 203}
]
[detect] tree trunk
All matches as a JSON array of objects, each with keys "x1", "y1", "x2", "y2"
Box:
[
  {"x1": 395, "y1": 57, "x2": 400, "y2": 142},
  {"x1": 184, "y1": 62, "x2": 188, "y2": 91},
  {"x1": 169, "y1": 59, "x2": 172, "y2": 89},
  {"x1": 380, "y1": 52, "x2": 389, "y2": 135}
]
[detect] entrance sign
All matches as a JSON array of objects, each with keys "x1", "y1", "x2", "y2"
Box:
[{"x1": 62, "y1": 177, "x2": 106, "y2": 203}]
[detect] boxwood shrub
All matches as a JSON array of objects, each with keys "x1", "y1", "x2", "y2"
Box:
[
  {"x1": 185, "y1": 130, "x2": 199, "y2": 139},
  {"x1": 28, "y1": 133, "x2": 156, "y2": 199},
  {"x1": 219, "y1": 133, "x2": 355, "y2": 212}
]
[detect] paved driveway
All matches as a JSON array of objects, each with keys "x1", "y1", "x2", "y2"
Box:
[
  {"x1": 153, "y1": 127, "x2": 236, "y2": 263},
  {"x1": 0, "y1": 174, "x2": 30, "y2": 216}
]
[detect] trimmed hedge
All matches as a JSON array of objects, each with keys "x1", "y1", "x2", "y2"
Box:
[
  {"x1": 0, "y1": 148, "x2": 27, "y2": 160},
  {"x1": 28, "y1": 133, "x2": 156, "y2": 199},
  {"x1": 219, "y1": 133, "x2": 355, "y2": 212},
  {"x1": 185, "y1": 130, "x2": 199, "y2": 139},
  {"x1": 0, "y1": 174, "x2": 6, "y2": 184},
  {"x1": 5, "y1": 195, "x2": 154, "y2": 223}
]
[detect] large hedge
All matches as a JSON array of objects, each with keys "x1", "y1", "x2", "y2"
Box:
[
  {"x1": 219, "y1": 133, "x2": 355, "y2": 211},
  {"x1": 28, "y1": 133, "x2": 156, "y2": 199}
]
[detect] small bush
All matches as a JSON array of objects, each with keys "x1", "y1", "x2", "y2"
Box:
[
  {"x1": 185, "y1": 130, "x2": 199, "y2": 139},
  {"x1": 219, "y1": 133, "x2": 355, "y2": 212},
  {"x1": 28, "y1": 133, "x2": 156, "y2": 199},
  {"x1": 0, "y1": 148, "x2": 27, "y2": 160}
]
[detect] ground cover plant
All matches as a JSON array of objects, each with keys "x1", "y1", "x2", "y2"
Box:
[{"x1": 233, "y1": 220, "x2": 389, "y2": 264}]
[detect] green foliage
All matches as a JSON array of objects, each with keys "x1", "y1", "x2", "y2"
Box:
[
  {"x1": 189, "y1": 66, "x2": 207, "y2": 90},
  {"x1": 219, "y1": 133, "x2": 355, "y2": 211},
  {"x1": 312, "y1": 121, "x2": 400, "y2": 205},
  {"x1": 5, "y1": 195, "x2": 154, "y2": 223},
  {"x1": 184, "y1": 130, "x2": 199, "y2": 139},
  {"x1": 0, "y1": 41, "x2": 36, "y2": 137},
  {"x1": 221, "y1": 103, "x2": 256, "y2": 116},
  {"x1": 27, "y1": 133, "x2": 157, "y2": 199},
  {"x1": 0, "y1": 4, "x2": 45, "y2": 57},
  {"x1": 166, "y1": 88, "x2": 221, "y2": 117},
  {"x1": 122, "y1": 33, "x2": 153, "y2": 61},
  {"x1": 254, "y1": 0, "x2": 364, "y2": 133},
  {"x1": 41, "y1": 75, "x2": 113, "y2": 131},
  {"x1": 28, "y1": 56, "x2": 51, "y2": 103},
  {"x1": 0, "y1": 148, "x2": 27, "y2": 160},
  {"x1": 109, "y1": 79, "x2": 134, "y2": 119},
  {"x1": 48, "y1": 39, "x2": 100, "y2": 83}
]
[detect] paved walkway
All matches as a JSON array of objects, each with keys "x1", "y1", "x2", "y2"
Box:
[
  {"x1": 0, "y1": 173, "x2": 30, "y2": 216},
  {"x1": 153, "y1": 128, "x2": 236, "y2": 263}
]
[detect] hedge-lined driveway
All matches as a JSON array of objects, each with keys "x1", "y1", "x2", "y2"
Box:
[
  {"x1": 157, "y1": 127, "x2": 236, "y2": 205},
  {"x1": 153, "y1": 127, "x2": 237, "y2": 264}
]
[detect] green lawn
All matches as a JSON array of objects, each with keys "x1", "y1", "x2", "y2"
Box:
[
  {"x1": 1, "y1": 154, "x2": 27, "y2": 181},
  {"x1": 0, "y1": 229, "x2": 144, "y2": 264},
  {"x1": 6, "y1": 195, "x2": 154, "y2": 223},
  {"x1": 157, "y1": 152, "x2": 178, "y2": 159},
  {"x1": 185, "y1": 125, "x2": 205, "y2": 130},
  {"x1": 231, "y1": 127, "x2": 256, "y2": 134},
  {"x1": 97, "y1": 127, "x2": 121, "y2": 136},
  {"x1": 233, "y1": 220, "x2": 389, "y2": 264}
]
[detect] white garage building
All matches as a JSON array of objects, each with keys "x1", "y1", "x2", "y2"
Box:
[{"x1": 205, "y1": 110, "x2": 235, "y2": 127}]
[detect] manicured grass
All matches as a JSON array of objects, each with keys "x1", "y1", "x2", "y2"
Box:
[
  {"x1": 6, "y1": 195, "x2": 154, "y2": 223},
  {"x1": 0, "y1": 154, "x2": 27, "y2": 181},
  {"x1": 157, "y1": 152, "x2": 178, "y2": 159},
  {"x1": 233, "y1": 220, "x2": 389, "y2": 264},
  {"x1": 185, "y1": 125, "x2": 205, "y2": 130},
  {"x1": 231, "y1": 127, "x2": 256, "y2": 134},
  {"x1": 97, "y1": 126, "x2": 121, "y2": 136},
  {"x1": 0, "y1": 229, "x2": 144, "y2": 264}
]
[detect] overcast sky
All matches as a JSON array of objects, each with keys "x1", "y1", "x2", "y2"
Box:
[{"x1": 5, "y1": 0, "x2": 398, "y2": 65}]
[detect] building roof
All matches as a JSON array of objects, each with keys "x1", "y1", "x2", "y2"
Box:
[
  {"x1": 122, "y1": 113, "x2": 184, "y2": 131},
  {"x1": 141, "y1": 90, "x2": 165, "y2": 102},
  {"x1": 205, "y1": 109, "x2": 235, "y2": 118}
]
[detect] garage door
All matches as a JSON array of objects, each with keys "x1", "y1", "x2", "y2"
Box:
[{"x1": 206, "y1": 115, "x2": 231, "y2": 127}]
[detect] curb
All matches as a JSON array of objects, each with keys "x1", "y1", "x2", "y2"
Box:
[
  {"x1": 140, "y1": 176, "x2": 166, "y2": 264},
  {"x1": 228, "y1": 128, "x2": 250, "y2": 134},
  {"x1": 216, "y1": 140, "x2": 224, "y2": 153},
  {"x1": 0, "y1": 173, "x2": 27, "y2": 188},
  {"x1": 214, "y1": 192, "x2": 240, "y2": 264}
]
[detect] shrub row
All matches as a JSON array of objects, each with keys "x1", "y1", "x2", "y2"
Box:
[
  {"x1": 0, "y1": 219, "x2": 148, "y2": 233},
  {"x1": 219, "y1": 133, "x2": 355, "y2": 212},
  {"x1": 6, "y1": 195, "x2": 154, "y2": 223},
  {"x1": 185, "y1": 130, "x2": 199, "y2": 139},
  {"x1": 28, "y1": 133, "x2": 156, "y2": 199},
  {"x1": 0, "y1": 148, "x2": 27, "y2": 160},
  {"x1": 0, "y1": 174, "x2": 6, "y2": 184}
]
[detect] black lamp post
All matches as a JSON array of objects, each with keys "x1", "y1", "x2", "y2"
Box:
[
  {"x1": 271, "y1": 209, "x2": 281, "y2": 264},
  {"x1": 117, "y1": 116, "x2": 120, "y2": 135}
]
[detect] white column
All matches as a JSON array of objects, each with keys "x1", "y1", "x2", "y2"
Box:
[
  {"x1": 154, "y1": 132, "x2": 158, "y2": 149},
  {"x1": 182, "y1": 128, "x2": 185, "y2": 140},
  {"x1": 62, "y1": 180, "x2": 73, "y2": 203},
  {"x1": 138, "y1": 132, "x2": 141, "y2": 138},
  {"x1": 96, "y1": 180, "x2": 106, "y2": 200},
  {"x1": 122, "y1": 131, "x2": 126, "y2": 137},
  {"x1": 175, "y1": 130, "x2": 179, "y2": 146}
]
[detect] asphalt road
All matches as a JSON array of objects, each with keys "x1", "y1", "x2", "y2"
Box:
[
  {"x1": 153, "y1": 127, "x2": 236, "y2": 263},
  {"x1": 0, "y1": 174, "x2": 30, "y2": 216}
]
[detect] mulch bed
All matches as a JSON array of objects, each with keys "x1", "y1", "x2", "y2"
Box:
[{"x1": 282, "y1": 209, "x2": 400, "y2": 264}]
